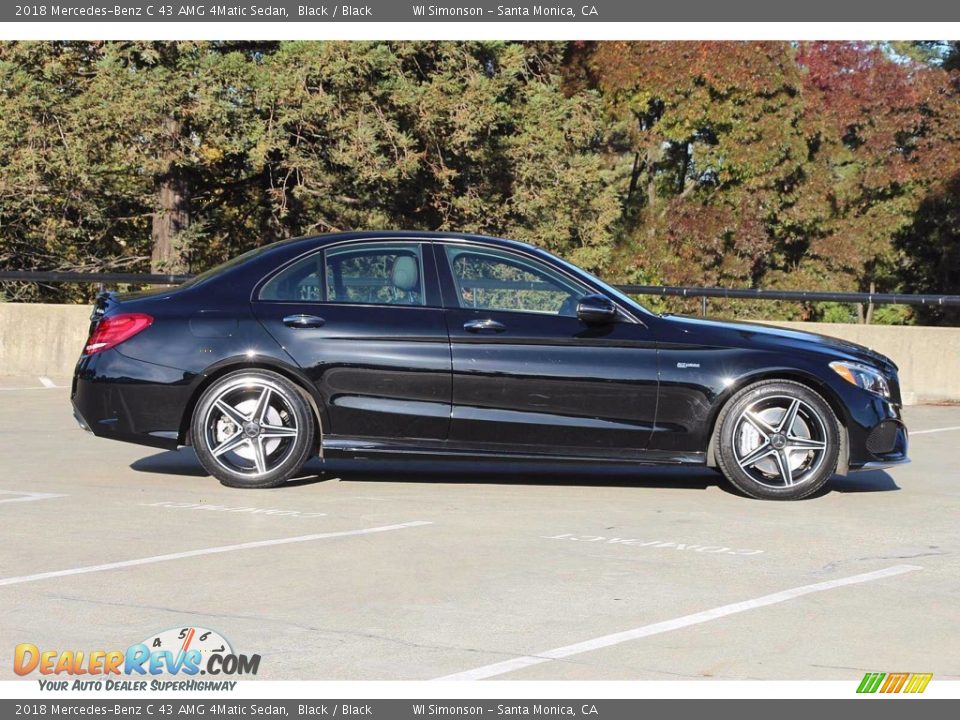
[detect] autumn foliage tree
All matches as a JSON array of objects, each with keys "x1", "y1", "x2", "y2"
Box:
[
  {"x1": 1, "y1": 40, "x2": 958, "y2": 324},
  {"x1": 576, "y1": 42, "x2": 807, "y2": 288},
  {"x1": 570, "y1": 40, "x2": 960, "y2": 322}
]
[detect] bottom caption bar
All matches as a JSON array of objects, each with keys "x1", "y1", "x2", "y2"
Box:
[{"x1": 2, "y1": 700, "x2": 956, "y2": 719}]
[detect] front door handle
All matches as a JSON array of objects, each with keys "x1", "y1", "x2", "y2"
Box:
[
  {"x1": 463, "y1": 318, "x2": 506, "y2": 333},
  {"x1": 283, "y1": 314, "x2": 325, "y2": 329}
]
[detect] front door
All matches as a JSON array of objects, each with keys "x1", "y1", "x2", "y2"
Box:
[
  {"x1": 252, "y1": 240, "x2": 451, "y2": 441},
  {"x1": 434, "y1": 242, "x2": 659, "y2": 457}
]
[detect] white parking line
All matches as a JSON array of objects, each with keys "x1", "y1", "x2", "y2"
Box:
[
  {"x1": 141, "y1": 501, "x2": 328, "y2": 519},
  {"x1": 912, "y1": 425, "x2": 960, "y2": 436},
  {"x1": 436, "y1": 564, "x2": 921, "y2": 681},
  {"x1": 38, "y1": 376, "x2": 57, "y2": 388},
  {"x1": 543, "y1": 532, "x2": 764, "y2": 556},
  {"x1": 0, "y1": 490, "x2": 67, "y2": 505},
  {"x1": 0, "y1": 520, "x2": 432, "y2": 588}
]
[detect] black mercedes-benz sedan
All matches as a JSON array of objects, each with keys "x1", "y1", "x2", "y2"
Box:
[{"x1": 71, "y1": 231, "x2": 908, "y2": 500}]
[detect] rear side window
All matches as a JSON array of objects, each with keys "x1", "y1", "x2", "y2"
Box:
[
  {"x1": 326, "y1": 243, "x2": 425, "y2": 306},
  {"x1": 260, "y1": 243, "x2": 425, "y2": 306}
]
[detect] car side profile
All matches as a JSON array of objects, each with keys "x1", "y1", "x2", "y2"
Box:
[{"x1": 71, "y1": 231, "x2": 908, "y2": 500}]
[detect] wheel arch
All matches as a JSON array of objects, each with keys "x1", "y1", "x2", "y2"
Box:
[
  {"x1": 704, "y1": 369, "x2": 849, "y2": 475},
  {"x1": 179, "y1": 356, "x2": 327, "y2": 456}
]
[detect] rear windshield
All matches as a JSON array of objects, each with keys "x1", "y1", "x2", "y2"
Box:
[{"x1": 178, "y1": 244, "x2": 275, "y2": 289}]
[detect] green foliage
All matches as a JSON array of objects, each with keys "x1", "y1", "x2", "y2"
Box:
[
  {"x1": 254, "y1": 42, "x2": 620, "y2": 273},
  {"x1": 0, "y1": 40, "x2": 958, "y2": 325},
  {"x1": 815, "y1": 303, "x2": 859, "y2": 324}
]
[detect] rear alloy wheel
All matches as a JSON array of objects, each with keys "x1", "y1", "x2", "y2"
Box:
[
  {"x1": 192, "y1": 370, "x2": 315, "y2": 488},
  {"x1": 715, "y1": 380, "x2": 840, "y2": 500}
]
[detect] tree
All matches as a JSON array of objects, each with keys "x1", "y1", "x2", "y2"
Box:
[
  {"x1": 788, "y1": 43, "x2": 960, "y2": 321},
  {"x1": 82, "y1": 41, "x2": 277, "y2": 273},
  {"x1": 0, "y1": 42, "x2": 148, "y2": 301},
  {"x1": 579, "y1": 42, "x2": 807, "y2": 292},
  {"x1": 2, "y1": 40, "x2": 960, "y2": 325},
  {"x1": 255, "y1": 41, "x2": 621, "y2": 273}
]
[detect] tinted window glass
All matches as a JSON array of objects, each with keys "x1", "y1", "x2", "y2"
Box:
[
  {"x1": 180, "y1": 244, "x2": 274, "y2": 289},
  {"x1": 259, "y1": 252, "x2": 324, "y2": 302},
  {"x1": 443, "y1": 245, "x2": 587, "y2": 316},
  {"x1": 261, "y1": 243, "x2": 426, "y2": 306},
  {"x1": 325, "y1": 243, "x2": 425, "y2": 306}
]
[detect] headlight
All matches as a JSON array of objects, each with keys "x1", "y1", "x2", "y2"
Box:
[{"x1": 829, "y1": 361, "x2": 890, "y2": 398}]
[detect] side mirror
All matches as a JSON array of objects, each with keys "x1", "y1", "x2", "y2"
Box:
[{"x1": 576, "y1": 294, "x2": 618, "y2": 325}]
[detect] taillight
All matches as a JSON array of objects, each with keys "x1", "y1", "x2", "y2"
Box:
[{"x1": 84, "y1": 313, "x2": 153, "y2": 355}]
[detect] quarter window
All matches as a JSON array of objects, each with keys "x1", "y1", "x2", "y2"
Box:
[
  {"x1": 443, "y1": 245, "x2": 587, "y2": 317},
  {"x1": 259, "y1": 253, "x2": 324, "y2": 302}
]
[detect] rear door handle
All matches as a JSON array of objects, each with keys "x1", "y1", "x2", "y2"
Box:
[
  {"x1": 463, "y1": 318, "x2": 506, "y2": 333},
  {"x1": 283, "y1": 314, "x2": 325, "y2": 329}
]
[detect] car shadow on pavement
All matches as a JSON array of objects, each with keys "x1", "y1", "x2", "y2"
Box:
[
  {"x1": 130, "y1": 448, "x2": 210, "y2": 477},
  {"x1": 303, "y1": 457, "x2": 732, "y2": 492},
  {"x1": 131, "y1": 449, "x2": 729, "y2": 491},
  {"x1": 131, "y1": 449, "x2": 900, "y2": 497},
  {"x1": 822, "y1": 471, "x2": 900, "y2": 494}
]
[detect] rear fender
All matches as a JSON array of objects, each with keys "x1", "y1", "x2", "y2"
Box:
[{"x1": 180, "y1": 356, "x2": 327, "y2": 455}]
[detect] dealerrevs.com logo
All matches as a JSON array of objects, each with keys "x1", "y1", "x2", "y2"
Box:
[
  {"x1": 857, "y1": 672, "x2": 933, "y2": 694},
  {"x1": 14, "y1": 627, "x2": 260, "y2": 692}
]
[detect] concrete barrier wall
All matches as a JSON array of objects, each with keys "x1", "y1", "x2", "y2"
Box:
[
  {"x1": 0, "y1": 303, "x2": 91, "y2": 378},
  {"x1": 765, "y1": 321, "x2": 960, "y2": 405},
  {"x1": 0, "y1": 304, "x2": 957, "y2": 403}
]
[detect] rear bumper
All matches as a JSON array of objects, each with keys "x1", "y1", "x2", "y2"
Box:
[
  {"x1": 71, "y1": 348, "x2": 196, "y2": 450},
  {"x1": 72, "y1": 406, "x2": 92, "y2": 434}
]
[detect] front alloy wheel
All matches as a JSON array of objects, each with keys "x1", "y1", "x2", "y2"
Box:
[
  {"x1": 715, "y1": 380, "x2": 840, "y2": 500},
  {"x1": 192, "y1": 370, "x2": 315, "y2": 488}
]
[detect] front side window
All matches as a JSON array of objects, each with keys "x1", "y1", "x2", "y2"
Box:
[
  {"x1": 260, "y1": 242, "x2": 425, "y2": 306},
  {"x1": 443, "y1": 245, "x2": 588, "y2": 316}
]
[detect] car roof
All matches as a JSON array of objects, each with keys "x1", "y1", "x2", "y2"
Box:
[
  {"x1": 183, "y1": 230, "x2": 552, "y2": 295},
  {"x1": 267, "y1": 230, "x2": 540, "y2": 255}
]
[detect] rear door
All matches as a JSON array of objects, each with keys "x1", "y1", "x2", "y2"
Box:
[{"x1": 252, "y1": 239, "x2": 451, "y2": 441}]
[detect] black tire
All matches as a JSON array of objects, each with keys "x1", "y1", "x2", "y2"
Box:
[
  {"x1": 191, "y1": 369, "x2": 315, "y2": 488},
  {"x1": 714, "y1": 379, "x2": 841, "y2": 501}
]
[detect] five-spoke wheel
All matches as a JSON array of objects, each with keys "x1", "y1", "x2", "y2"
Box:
[
  {"x1": 191, "y1": 370, "x2": 315, "y2": 488},
  {"x1": 715, "y1": 380, "x2": 840, "y2": 500}
]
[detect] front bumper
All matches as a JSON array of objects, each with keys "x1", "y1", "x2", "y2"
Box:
[
  {"x1": 846, "y1": 404, "x2": 909, "y2": 471},
  {"x1": 853, "y1": 457, "x2": 911, "y2": 472}
]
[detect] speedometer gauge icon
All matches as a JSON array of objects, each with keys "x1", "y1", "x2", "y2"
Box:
[{"x1": 141, "y1": 626, "x2": 233, "y2": 672}]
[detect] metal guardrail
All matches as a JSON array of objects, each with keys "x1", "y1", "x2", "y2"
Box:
[
  {"x1": 2, "y1": 270, "x2": 960, "y2": 307},
  {"x1": 617, "y1": 284, "x2": 960, "y2": 307},
  {"x1": 0, "y1": 270, "x2": 193, "y2": 285}
]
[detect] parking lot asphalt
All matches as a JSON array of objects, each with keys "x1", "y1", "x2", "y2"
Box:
[{"x1": 1, "y1": 375, "x2": 958, "y2": 681}]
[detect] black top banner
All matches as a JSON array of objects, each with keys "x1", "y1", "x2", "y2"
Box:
[{"x1": 5, "y1": 0, "x2": 956, "y2": 22}]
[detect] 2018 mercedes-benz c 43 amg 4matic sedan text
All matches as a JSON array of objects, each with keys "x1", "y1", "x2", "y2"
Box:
[{"x1": 71, "y1": 232, "x2": 909, "y2": 500}]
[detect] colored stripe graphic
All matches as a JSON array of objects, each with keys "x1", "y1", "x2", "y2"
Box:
[
  {"x1": 904, "y1": 674, "x2": 933, "y2": 694},
  {"x1": 881, "y1": 672, "x2": 910, "y2": 693},
  {"x1": 857, "y1": 672, "x2": 932, "y2": 694},
  {"x1": 857, "y1": 672, "x2": 886, "y2": 693}
]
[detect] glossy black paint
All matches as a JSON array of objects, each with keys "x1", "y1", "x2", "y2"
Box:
[
  {"x1": 427, "y1": 240, "x2": 660, "y2": 454},
  {"x1": 71, "y1": 231, "x2": 908, "y2": 474}
]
